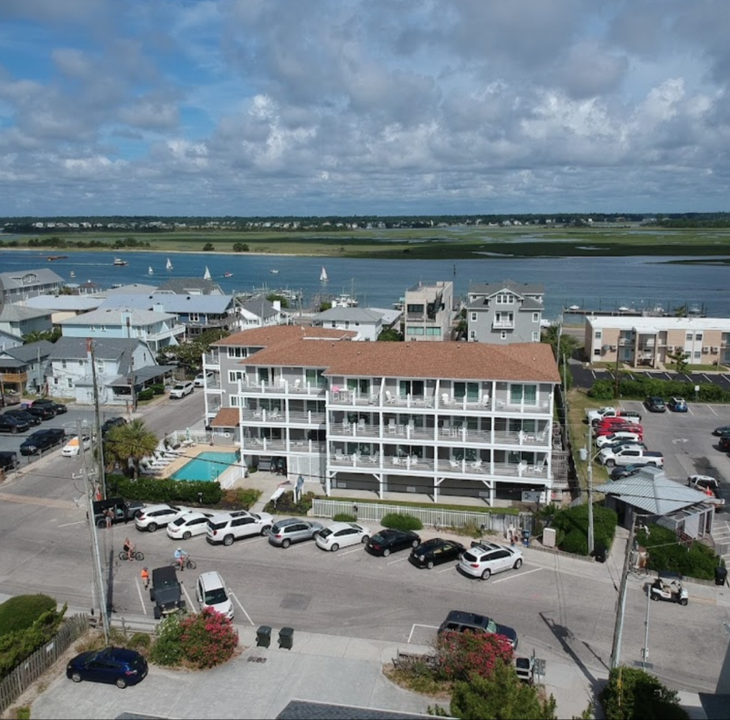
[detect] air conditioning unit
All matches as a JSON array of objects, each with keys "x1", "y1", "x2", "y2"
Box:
[
  {"x1": 702, "y1": 347, "x2": 709, "y2": 354},
  {"x1": 711, "y1": 346, "x2": 719, "y2": 353},
  {"x1": 609, "y1": 345, "x2": 617, "y2": 351},
  {"x1": 601, "y1": 344, "x2": 610, "y2": 353}
]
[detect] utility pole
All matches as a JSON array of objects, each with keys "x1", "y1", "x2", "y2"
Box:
[
  {"x1": 587, "y1": 420, "x2": 594, "y2": 556},
  {"x1": 88, "y1": 339, "x2": 106, "y2": 499},
  {"x1": 610, "y1": 513, "x2": 637, "y2": 669},
  {"x1": 77, "y1": 419, "x2": 109, "y2": 644}
]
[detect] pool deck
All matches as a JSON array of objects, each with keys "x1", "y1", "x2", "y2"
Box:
[{"x1": 149, "y1": 444, "x2": 235, "y2": 480}]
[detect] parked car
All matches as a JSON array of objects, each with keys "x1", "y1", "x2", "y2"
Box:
[
  {"x1": 438, "y1": 610, "x2": 518, "y2": 650},
  {"x1": 315, "y1": 522, "x2": 371, "y2": 552},
  {"x1": 0, "y1": 390, "x2": 21, "y2": 407},
  {"x1": 595, "y1": 423, "x2": 643, "y2": 437},
  {"x1": 194, "y1": 372, "x2": 214, "y2": 388},
  {"x1": 0, "y1": 414, "x2": 30, "y2": 434},
  {"x1": 610, "y1": 463, "x2": 649, "y2": 481},
  {"x1": 712, "y1": 425, "x2": 730, "y2": 436},
  {"x1": 644, "y1": 396, "x2": 666, "y2": 413},
  {"x1": 206, "y1": 510, "x2": 274, "y2": 546},
  {"x1": 688, "y1": 475, "x2": 720, "y2": 492},
  {"x1": 135, "y1": 504, "x2": 192, "y2": 532},
  {"x1": 196, "y1": 570, "x2": 234, "y2": 620},
  {"x1": 458, "y1": 541, "x2": 524, "y2": 580},
  {"x1": 268, "y1": 518, "x2": 324, "y2": 548},
  {"x1": 3, "y1": 408, "x2": 41, "y2": 426},
  {"x1": 66, "y1": 646, "x2": 148, "y2": 688},
  {"x1": 150, "y1": 565, "x2": 184, "y2": 619},
  {"x1": 0, "y1": 451, "x2": 19, "y2": 472},
  {"x1": 24, "y1": 404, "x2": 56, "y2": 421},
  {"x1": 595, "y1": 431, "x2": 643, "y2": 448},
  {"x1": 91, "y1": 497, "x2": 145, "y2": 528},
  {"x1": 61, "y1": 435, "x2": 91, "y2": 457},
  {"x1": 366, "y1": 529, "x2": 421, "y2": 557},
  {"x1": 169, "y1": 382, "x2": 194, "y2": 399},
  {"x1": 719, "y1": 435, "x2": 730, "y2": 452},
  {"x1": 667, "y1": 397, "x2": 688, "y2": 412},
  {"x1": 102, "y1": 416, "x2": 127, "y2": 436},
  {"x1": 34, "y1": 400, "x2": 67, "y2": 415},
  {"x1": 410, "y1": 538, "x2": 466, "y2": 569},
  {"x1": 19, "y1": 428, "x2": 66, "y2": 455},
  {"x1": 166, "y1": 511, "x2": 215, "y2": 540}
]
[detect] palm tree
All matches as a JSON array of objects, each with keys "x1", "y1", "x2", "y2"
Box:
[{"x1": 104, "y1": 419, "x2": 158, "y2": 479}]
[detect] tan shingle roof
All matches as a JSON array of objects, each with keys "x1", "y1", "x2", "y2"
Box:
[
  {"x1": 220, "y1": 327, "x2": 560, "y2": 382},
  {"x1": 210, "y1": 408, "x2": 240, "y2": 427}
]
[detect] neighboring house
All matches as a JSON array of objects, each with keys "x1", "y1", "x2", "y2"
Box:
[
  {"x1": 22, "y1": 295, "x2": 104, "y2": 325},
  {"x1": 403, "y1": 281, "x2": 455, "y2": 342},
  {"x1": 237, "y1": 296, "x2": 290, "y2": 329},
  {"x1": 0, "y1": 268, "x2": 64, "y2": 303},
  {"x1": 156, "y1": 278, "x2": 224, "y2": 295},
  {"x1": 0, "y1": 328, "x2": 22, "y2": 354},
  {"x1": 467, "y1": 281, "x2": 544, "y2": 344},
  {"x1": 0, "y1": 304, "x2": 53, "y2": 339},
  {"x1": 98, "y1": 293, "x2": 240, "y2": 340},
  {"x1": 205, "y1": 325, "x2": 560, "y2": 505},
  {"x1": 0, "y1": 341, "x2": 54, "y2": 395},
  {"x1": 47, "y1": 337, "x2": 174, "y2": 405},
  {"x1": 58, "y1": 307, "x2": 185, "y2": 353},
  {"x1": 102, "y1": 283, "x2": 159, "y2": 296},
  {"x1": 585, "y1": 316, "x2": 730, "y2": 368},
  {"x1": 595, "y1": 467, "x2": 716, "y2": 540},
  {"x1": 311, "y1": 307, "x2": 388, "y2": 341}
]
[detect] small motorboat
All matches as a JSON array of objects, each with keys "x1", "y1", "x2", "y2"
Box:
[
  {"x1": 113, "y1": 258, "x2": 128, "y2": 266},
  {"x1": 224, "y1": 272, "x2": 233, "y2": 278}
]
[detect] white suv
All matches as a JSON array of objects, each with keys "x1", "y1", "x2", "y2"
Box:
[
  {"x1": 458, "y1": 541, "x2": 523, "y2": 580},
  {"x1": 169, "y1": 381, "x2": 194, "y2": 399},
  {"x1": 194, "y1": 372, "x2": 213, "y2": 388},
  {"x1": 206, "y1": 510, "x2": 274, "y2": 546},
  {"x1": 196, "y1": 570, "x2": 234, "y2": 620},
  {"x1": 135, "y1": 503, "x2": 192, "y2": 532}
]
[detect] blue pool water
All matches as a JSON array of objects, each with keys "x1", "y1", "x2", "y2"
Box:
[{"x1": 171, "y1": 451, "x2": 240, "y2": 483}]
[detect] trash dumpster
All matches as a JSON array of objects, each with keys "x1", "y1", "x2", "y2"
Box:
[
  {"x1": 592, "y1": 543, "x2": 607, "y2": 564},
  {"x1": 278, "y1": 627, "x2": 294, "y2": 650},
  {"x1": 715, "y1": 565, "x2": 728, "y2": 587},
  {"x1": 521, "y1": 529, "x2": 531, "y2": 547},
  {"x1": 256, "y1": 625, "x2": 271, "y2": 648}
]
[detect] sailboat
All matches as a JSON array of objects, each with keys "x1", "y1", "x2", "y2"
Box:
[
  {"x1": 148, "y1": 266, "x2": 154, "y2": 276},
  {"x1": 69, "y1": 271, "x2": 76, "y2": 278},
  {"x1": 320, "y1": 266, "x2": 328, "y2": 282},
  {"x1": 166, "y1": 258, "x2": 173, "y2": 271},
  {"x1": 204, "y1": 267, "x2": 211, "y2": 280}
]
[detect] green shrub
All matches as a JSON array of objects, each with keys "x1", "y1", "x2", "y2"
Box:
[
  {"x1": 221, "y1": 488, "x2": 262, "y2": 510},
  {"x1": 637, "y1": 524, "x2": 721, "y2": 580},
  {"x1": 149, "y1": 614, "x2": 184, "y2": 666},
  {"x1": 551, "y1": 503, "x2": 617, "y2": 556},
  {"x1": 0, "y1": 594, "x2": 56, "y2": 637},
  {"x1": 14, "y1": 706, "x2": 31, "y2": 720},
  {"x1": 128, "y1": 632, "x2": 152, "y2": 652},
  {"x1": 333, "y1": 513, "x2": 357, "y2": 522},
  {"x1": 600, "y1": 666, "x2": 688, "y2": 720},
  {"x1": 381, "y1": 512, "x2": 423, "y2": 532},
  {"x1": 263, "y1": 490, "x2": 315, "y2": 516},
  {"x1": 137, "y1": 388, "x2": 154, "y2": 401},
  {"x1": 150, "y1": 384, "x2": 165, "y2": 395},
  {"x1": 106, "y1": 474, "x2": 223, "y2": 505}
]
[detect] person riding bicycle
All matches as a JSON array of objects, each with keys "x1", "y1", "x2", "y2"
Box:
[
  {"x1": 123, "y1": 537, "x2": 135, "y2": 560},
  {"x1": 174, "y1": 546, "x2": 189, "y2": 571}
]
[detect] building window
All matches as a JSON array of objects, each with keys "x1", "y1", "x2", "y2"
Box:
[
  {"x1": 61, "y1": 360, "x2": 67, "y2": 369},
  {"x1": 406, "y1": 327, "x2": 425, "y2": 336},
  {"x1": 189, "y1": 313, "x2": 200, "y2": 322},
  {"x1": 510, "y1": 384, "x2": 537, "y2": 405},
  {"x1": 227, "y1": 347, "x2": 247, "y2": 358},
  {"x1": 66, "y1": 378, "x2": 73, "y2": 388},
  {"x1": 694, "y1": 351, "x2": 701, "y2": 360},
  {"x1": 230, "y1": 396, "x2": 239, "y2": 407},
  {"x1": 594, "y1": 330, "x2": 602, "y2": 339},
  {"x1": 532, "y1": 313, "x2": 539, "y2": 323},
  {"x1": 53, "y1": 377, "x2": 59, "y2": 386},
  {"x1": 695, "y1": 332, "x2": 702, "y2": 341},
  {"x1": 532, "y1": 331, "x2": 539, "y2": 341},
  {"x1": 686, "y1": 332, "x2": 692, "y2": 341},
  {"x1": 470, "y1": 331, "x2": 476, "y2": 340},
  {"x1": 228, "y1": 370, "x2": 245, "y2": 383},
  {"x1": 496, "y1": 294, "x2": 514, "y2": 304},
  {"x1": 471, "y1": 312, "x2": 477, "y2": 322},
  {"x1": 407, "y1": 304, "x2": 424, "y2": 314},
  {"x1": 78, "y1": 360, "x2": 84, "y2": 367},
  {"x1": 426, "y1": 327, "x2": 441, "y2": 336}
]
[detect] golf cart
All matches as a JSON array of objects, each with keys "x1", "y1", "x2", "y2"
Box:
[{"x1": 650, "y1": 571, "x2": 688, "y2": 606}]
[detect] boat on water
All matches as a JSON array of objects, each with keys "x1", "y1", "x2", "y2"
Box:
[
  {"x1": 331, "y1": 293, "x2": 359, "y2": 308},
  {"x1": 113, "y1": 258, "x2": 128, "y2": 266},
  {"x1": 166, "y1": 258, "x2": 173, "y2": 270},
  {"x1": 47, "y1": 255, "x2": 67, "y2": 261},
  {"x1": 69, "y1": 271, "x2": 76, "y2": 278},
  {"x1": 320, "y1": 267, "x2": 328, "y2": 282},
  {"x1": 204, "y1": 267, "x2": 211, "y2": 280},
  {"x1": 270, "y1": 269, "x2": 279, "y2": 274},
  {"x1": 224, "y1": 272, "x2": 233, "y2": 278},
  {"x1": 148, "y1": 266, "x2": 154, "y2": 276}
]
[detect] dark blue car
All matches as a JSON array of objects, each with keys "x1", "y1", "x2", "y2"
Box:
[
  {"x1": 667, "y1": 397, "x2": 688, "y2": 412},
  {"x1": 66, "y1": 647, "x2": 148, "y2": 688}
]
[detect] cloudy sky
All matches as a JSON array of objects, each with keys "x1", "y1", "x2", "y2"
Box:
[{"x1": 0, "y1": 0, "x2": 728, "y2": 217}]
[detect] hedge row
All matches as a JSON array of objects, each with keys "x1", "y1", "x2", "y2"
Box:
[
  {"x1": 589, "y1": 376, "x2": 730, "y2": 403},
  {"x1": 550, "y1": 502, "x2": 617, "y2": 556},
  {"x1": 106, "y1": 474, "x2": 222, "y2": 505},
  {"x1": 637, "y1": 524, "x2": 723, "y2": 581}
]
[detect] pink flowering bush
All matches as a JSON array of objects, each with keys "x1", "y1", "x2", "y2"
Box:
[
  {"x1": 435, "y1": 631, "x2": 514, "y2": 682},
  {"x1": 179, "y1": 608, "x2": 239, "y2": 669}
]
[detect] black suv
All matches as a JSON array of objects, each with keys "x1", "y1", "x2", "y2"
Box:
[
  {"x1": 0, "y1": 414, "x2": 30, "y2": 434},
  {"x1": 438, "y1": 610, "x2": 518, "y2": 649},
  {"x1": 4, "y1": 409, "x2": 41, "y2": 427},
  {"x1": 91, "y1": 497, "x2": 145, "y2": 528},
  {"x1": 150, "y1": 566, "x2": 185, "y2": 619},
  {"x1": 19, "y1": 428, "x2": 67, "y2": 455},
  {"x1": 102, "y1": 417, "x2": 127, "y2": 436},
  {"x1": 0, "y1": 451, "x2": 19, "y2": 472},
  {"x1": 24, "y1": 404, "x2": 56, "y2": 421},
  {"x1": 32, "y1": 398, "x2": 67, "y2": 414},
  {"x1": 644, "y1": 396, "x2": 666, "y2": 413},
  {"x1": 719, "y1": 436, "x2": 730, "y2": 452}
]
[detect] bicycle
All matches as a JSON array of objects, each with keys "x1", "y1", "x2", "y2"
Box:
[
  {"x1": 118, "y1": 549, "x2": 145, "y2": 562},
  {"x1": 171, "y1": 556, "x2": 197, "y2": 571}
]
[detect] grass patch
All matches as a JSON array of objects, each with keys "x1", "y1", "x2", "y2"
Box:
[
  {"x1": 317, "y1": 495, "x2": 520, "y2": 515},
  {"x1": 383, "y1": 663, "x2": 452, "y2": 697}
]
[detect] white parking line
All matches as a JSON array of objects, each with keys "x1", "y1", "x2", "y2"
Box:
[
  {"x1": 387, "y1": 556, "x2": 409, "y2": 566},
  {"x1": 230, "y1": 591, "x2": 254, "y2": 626},
  {"x1": 181, "y1": 581, "x2": 194, "y2": 610},
  {"x1": 709, "y1": 406, "x2": 719, "y2": 416},
  {"x1": 435, "y1": 565, "x2": 456, "y2": 574},
  {"x1": 135, "y1": 578, "x2": 147, "y2": 615},
  {"x1": 407, "y1": 623, "x2": 439, "y2": 643},
  {"x1": 491, "y1": 567, "x2": 543, "y2": 584},
  {"x1": 58, "y1": 520, "x2": 86, "y2": 528},
  {"x1": 333, "y1": 546, "x2": 363, "y2": 557}
]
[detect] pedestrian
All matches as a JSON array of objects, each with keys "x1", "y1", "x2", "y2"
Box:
[
  {"x1": 140, "y1": 567, "x2": 149, "y2": 590},
  {"x1": 105, "y1": 508, "x2": 113, "y2": 529}
]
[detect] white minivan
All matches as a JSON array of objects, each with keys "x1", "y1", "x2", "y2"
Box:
[{"x1": 196, "y1": 571, "x2": 234, "y2": 620}]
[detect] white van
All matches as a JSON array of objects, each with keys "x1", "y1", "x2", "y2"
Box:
[{"x1": 195, "y1": 571, "x2": 234, "y2": 620}]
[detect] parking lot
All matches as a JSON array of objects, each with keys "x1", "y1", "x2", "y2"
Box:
[{"x1": 572, "y1": 364, "x2": 730, "y2": 393}]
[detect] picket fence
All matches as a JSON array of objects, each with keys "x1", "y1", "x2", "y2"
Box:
[
  {"x1": 0, "y1": 614, "x2": 89, "y2": 714},
  {"x1": 311, "y1": 499, "x2": 533, "y2": 535}
]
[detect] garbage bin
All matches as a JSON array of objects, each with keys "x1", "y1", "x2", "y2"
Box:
[
  {"x1": 592, "y1": 543, "x2": 607, "y2": 564},
  {"x1": 579, "y1": 447, "x2": 588, "y2": 461},
  {"x1": 715, "y1": 565, "x2": 728, "y2": 587},
  {"x1": 278, "y1": 627, "x2": 294, "y2": 650},
  {"x1": 256, "y1": 625, "x2": 272, "y2": 648},
  {"x1": 521, "y1": 529, "x2": 531, "y2": 547}
]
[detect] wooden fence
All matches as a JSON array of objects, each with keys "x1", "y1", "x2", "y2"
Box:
[
  {"x1": 311, "y1": 499, "x2": 533, "y2": 535},
  {"x1": 0, "y1": 614, "x2": 89, "y2": 714}
]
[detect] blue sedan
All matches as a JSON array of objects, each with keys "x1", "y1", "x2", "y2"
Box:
[
  {"x1": 67, "y1": 647, "x2": 148, "y2": 688},
  {"x1": 667, "y1": 397, "x2": 688, "y2": 412}
]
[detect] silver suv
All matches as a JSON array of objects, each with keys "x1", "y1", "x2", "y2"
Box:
[
  {"x1": 268, "y1": 518, "x2": 324, "y2": 548},
  {"x1": 458, "y1": 541, "x2": 523, "y2": 580},
  {"x1": 206, "y1": 510, "x2": 274, "y2": 546}
]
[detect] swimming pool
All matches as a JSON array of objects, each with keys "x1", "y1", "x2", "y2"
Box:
[{"x1": 171, "y1": 451, "x2": 240, "y2": 483}]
